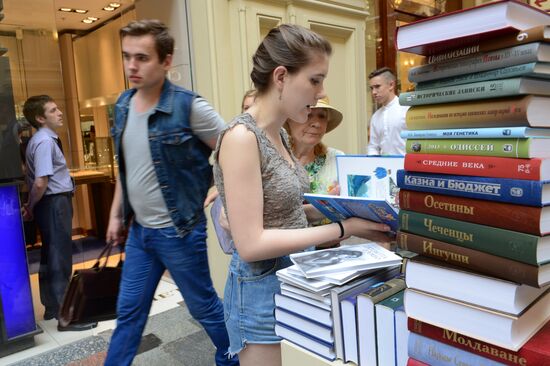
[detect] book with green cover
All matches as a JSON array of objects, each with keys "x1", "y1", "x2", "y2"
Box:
[
  {"x1": 406, "y1": 138, "x2": 549, "y2": 158},
  {"x1": 400, "y1": 77, "x2": 550, "y2": 106},
  {"x1": 415, "y1": 62, "x2": 550, "y2": 90},
  {"x1": 398, "y1": 210, "x2": 549, "y2": 265}
]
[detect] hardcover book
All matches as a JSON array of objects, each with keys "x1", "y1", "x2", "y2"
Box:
[
  {"x1": 405, "y1": 95, "x2": 550, "y2": 130},
  {"x1": 404, "y1": 154, "x2": 550, "y2": 180},
  {"x1": 375, "y1": 290, "x2": 407, "y2": 366},
  {"x1": 275, "y1": 323, "x2": 336, "y2": 361},
  {"x1": 274, "y1": 293, "x2": 333, "y2": 327},
  {"x1": 415, "y1": 62, "x2": 550, "y2": 90},
  {"x1": 405, "y1": 137, "x2": 550, "y2": 159},
  {"x1": 395, "y1": 0, "x2": 550, "y2": 56},
  {"x1": 303, "y1": 193, "x2": 399, "y2": 232},
  {"x1": 341, "y1": 295, "x2": 359, "y2": 363},
  {"x1": 289, "y1": 243, "x2": 402, "y2": 278},
  {"x1": 357, "y1": 278, "x2": 407, "y2": 366},
  {"x1": 404, "y1": 255, "x2": 550, "y2": 314},
  {"x1": 408, "y1": 333, "x2": 505, "y2": 366},
  {"x1": 400, "y1": 76, "x2": 550, "y2": 106},
  {"x1": 330, "y1": 266, "x2": 402, "y2": 360},
  {"x1": 401, "y1": 127, "x2": 550, "y2": 139},
  {"x1": 404, "y1": 288, "x2": 550, "y2": 351},
  {"x1": 423, "y1": 25, "x2": 550, "y2": 65},
  {"x1": 398, "y1": 231, "x2": 550, "y2": 288},
  {"x1": 280, "y1": 283, "x2": 331, "y2": 307},
  {"x1": 399, "y1": 209, "x2": 550, "y2": 266},
  {"x1": 396, "y1": 170, "x2": 550, "y2": 207},
  {"x1": 407, "y1": 43, "x2": 550, "y2": 83},
  {"x1": 398, "y1": 190, "x2": 550, "y2": 236},
  {"x1": 275, "y1": 308, "x2": 333, "y2": 344},
  {"x1": 409, "y1": 318, "x2": 550, "y2": 366}
]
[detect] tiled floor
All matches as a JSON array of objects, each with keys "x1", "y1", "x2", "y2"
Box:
[{"x1": 0, "y1": 256, "x2": 185, "y2": 366}]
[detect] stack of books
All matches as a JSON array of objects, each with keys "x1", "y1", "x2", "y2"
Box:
[
  {"x1": 395, "y1": 1, "x2": 550, "y2": 365},
  {"x1": 274, "y1": 243, "x2": 403, "y2": 363}
]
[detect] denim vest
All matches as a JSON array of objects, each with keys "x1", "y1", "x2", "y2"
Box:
[{"x1": 112, "y1": 79, "x2": 213, "y2": 236}]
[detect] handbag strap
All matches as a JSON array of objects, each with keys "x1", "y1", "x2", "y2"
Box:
[{"x1": 92, "y1": 241, "x2": 124, "y2": 269}]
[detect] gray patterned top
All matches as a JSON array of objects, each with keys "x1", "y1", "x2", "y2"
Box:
[{"x1": 213, "y1": 113, "x2": 309, "y2": 230}]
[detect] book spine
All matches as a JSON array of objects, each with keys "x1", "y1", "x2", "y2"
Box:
[
  {"x1": 396, "y1": 170, "x2": 544, "y2": 207},
  {"x1": 398, "y1": 210, "x2": 539, "y2": 265},
  {"x1": 398, "y1": 190, "x2": 544, "y2": 236},
  {"x1": 415, "y1": 62, "x2": 540, "y2": 90},
  {"x1": 424, "y1": 26, "x2": 548, "y2": 65},
  {"x1": 405, "y1": 96, "x2": 531, "y2": 130},
  {"x1": 405, "y1": 138, "x2": 533, "y2": 158},
  {"x1": 400, "y1": 78, "x2": 529, "y2": 106},
  {"x1": 408, "y1": 43, "x2": 545, "y2": 83},
  {"x1": 404, "y1": 154, "x2": 543, "y2": 180},
  {"x1": 408, "y1": 318, "x2": 550, "y2": 366},
  {"x1": 408, "y1": 332, "x2": 507, "y2": 366},
  {"x1": 401, "y1": 127, "x2": 534, "y2": 139},
  {"x1": 397, "y1": 231, "x2": 541, "y2": 287}
]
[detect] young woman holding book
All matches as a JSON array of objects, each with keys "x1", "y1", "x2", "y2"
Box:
[{"x1": 213, "y1": 24, "x2": 392, "y2": 366}]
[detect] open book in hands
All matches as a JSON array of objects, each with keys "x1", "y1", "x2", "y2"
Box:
[{"x1": 290, "y1": 243, "x2": 402, "y2": 279}]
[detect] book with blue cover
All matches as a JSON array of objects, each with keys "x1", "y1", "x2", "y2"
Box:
[
  {"x1": 401, "y1": 127, "x2": 550, "y2": 139},
  {"x1": 304, "y1": 193, "x2": 400, "y2": 232},
  {"x1": 396, "y1": 170, "x2": 550, "y2": 206},
  {"x1": 275, "y1": 323, "x2": 336, "y2": 361}
]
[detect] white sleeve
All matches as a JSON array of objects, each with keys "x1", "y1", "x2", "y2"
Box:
[
  {"x1": 366, "y1": 113, "x2": 381, "y2": 155},
  {"x1": 189, "y1": 97, "x2": 226, "y2": 143}
]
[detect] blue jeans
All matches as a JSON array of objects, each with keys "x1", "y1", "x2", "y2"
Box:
[{"x1": 104, "y1": 218, "x2": 238, "y2": 366}]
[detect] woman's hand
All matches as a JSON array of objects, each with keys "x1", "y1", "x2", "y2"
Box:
[
  {"x1": 326, "y1": 182, "x2": 340, "y2": 196},
  {"x1": 342, "y1": 217, "x2": 394, "y2": 244}
]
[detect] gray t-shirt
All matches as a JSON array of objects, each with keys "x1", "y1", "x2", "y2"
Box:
[{"x1": 123, "y1": 96, "x2": 225, "y2": 228}]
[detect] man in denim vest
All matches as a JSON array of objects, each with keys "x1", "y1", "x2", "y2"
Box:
[{"x1": 104, "y1": 20, "x2": 238, "y2": 366}]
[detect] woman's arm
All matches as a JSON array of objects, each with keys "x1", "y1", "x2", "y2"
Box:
[{"x1": 219, "y1": 125, "x2": 392, "y2": 262}]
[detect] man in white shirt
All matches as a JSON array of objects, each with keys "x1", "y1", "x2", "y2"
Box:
[{"x1": 366, "y1": 67, "x2": 409, "y2": 156}]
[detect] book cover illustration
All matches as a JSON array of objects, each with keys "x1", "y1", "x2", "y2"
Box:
[
  {"x1": 290, "y1": 242, "x2": 402, "y2": 278},
  {"x1": 336, "y1": 155, "x2": 404, "y2": 210}
]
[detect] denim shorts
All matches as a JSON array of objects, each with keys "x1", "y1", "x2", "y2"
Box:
[{"x1": 224, "y1": 252, "x2": 292, "y2": 356}]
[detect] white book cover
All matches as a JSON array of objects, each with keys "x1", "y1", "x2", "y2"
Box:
[
  {"x1": 290, "y1": 243, "x2": 402, "y2": 278},
  {"x1": 276, "y1": 266, "x2": 335, "y2": 294},
  {"x1": 287, "y1": 264, "x2": 378, "y2": 286},
  {"x1": 336, "y1": 155, "x2": 404, "y2": 211}
]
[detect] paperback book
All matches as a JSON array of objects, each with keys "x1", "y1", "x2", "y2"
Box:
[
  {"x1": 304, "y1": 193, "x2": 399, "y2": 232},
  {"x1": 401, "y1": 127, "x2": 550, "y2": 139},
  {"x1": 289, "y1": 242, "x2": 402, "y2": 278}
]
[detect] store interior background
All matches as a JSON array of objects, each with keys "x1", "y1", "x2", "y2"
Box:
[{"x1": 1, "y1": 0, "x2": 507, "y2": 298}]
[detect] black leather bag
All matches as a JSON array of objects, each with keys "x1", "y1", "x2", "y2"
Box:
[{"x1": 58, "y1": 242, "x2": 123, "y2": 326}]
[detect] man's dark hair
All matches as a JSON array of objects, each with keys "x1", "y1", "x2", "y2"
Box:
[
  {"x1": 120, "y1": 19, "x2": 174, "y2": 63},
  {"x1": 23, "y1": 95, "x2": 54, "y2": 129},
  {"x1": 368, "y1": 66, "x2": 396, "y2": 82}
]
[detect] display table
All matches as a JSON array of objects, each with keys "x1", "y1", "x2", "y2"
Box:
[{"x1": 281, "y1": 340, "x2": 350, "y2": 366}]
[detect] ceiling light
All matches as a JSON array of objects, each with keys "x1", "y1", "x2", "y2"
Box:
[
  {"x1": 87, "y1": 17, "x2": 99, "y2": 21},
  {"x1": 75, "y1": 9, "x2": 88, "y2": 14},
  {"x1": 59, "y1": 7, "x2": 72, "y2": 12},
  {"x1": 82, "y1": 19, "x2": 94, "y2": 24},
  {"x1": 109, "y1": 2, "x2": 121, "y2": 8},
  {"x1": 103, "y1": 6, "x2": 115, "y2": 11}
]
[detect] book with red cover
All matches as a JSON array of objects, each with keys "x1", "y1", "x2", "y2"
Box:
[
  {"x1": 404, "y1": 154, "x2": 550, "y2": 180},
  {"x1": 407, "y1": 358, "x2": 429, "y2": 366},
  {"x1": 396, "y1": 0, "x2": 550, "y2": 56},
  {"x1": 408, "y1": 318, "x2": 550, "y2": 366},
  {"x1": 398, "y1": 190, "x2": 550, "y2": 236}
]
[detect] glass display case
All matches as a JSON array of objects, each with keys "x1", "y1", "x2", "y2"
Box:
[{"x1": 71, "y1": 136, "x2": 117, "y2": 185}]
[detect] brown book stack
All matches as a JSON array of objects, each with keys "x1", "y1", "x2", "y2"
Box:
[{"x1": 395, "y1": 1, "x2": 550, "y2": 365}]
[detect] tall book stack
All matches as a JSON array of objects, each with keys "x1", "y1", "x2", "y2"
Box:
[
  {"x1": 395, "y1": 1, "x2": 550, "y2": 365},
  {"x1": 274, "y1": 243, "x2": 403, "y2": 363}
]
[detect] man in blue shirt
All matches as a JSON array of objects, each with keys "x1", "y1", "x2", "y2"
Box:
[
  {"x1": 103, "y1": 20, "x2": 238, "y2": 366},
  {"x1": 23, "y1": 95, "x2": 97, "y2": 331}
]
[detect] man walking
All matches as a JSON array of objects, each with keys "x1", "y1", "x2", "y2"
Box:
[
  {"x1": 23, "y1": 95, "x2": 97, "y2": 331},
  {"x1": 366, "y1": 67, "x2": 409, "y2": 156},
  {"x1": 104, "y1": 20, "x2": 237, "y2": 366}
]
